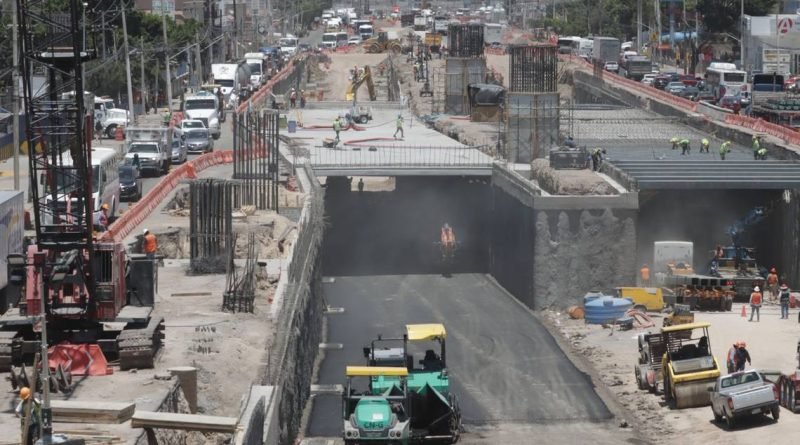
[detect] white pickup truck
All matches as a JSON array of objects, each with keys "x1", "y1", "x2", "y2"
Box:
[{"x1": 710, "y1": 370, "x2": 780, "y2": 429}]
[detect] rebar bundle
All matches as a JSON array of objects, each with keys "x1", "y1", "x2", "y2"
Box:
[
  {"x1": 222, "y1": 233, "x2": 258, "y2": 313},
  {"x1": 232, "y1": 109, "x2": 281, "y2": 211},
  {"x1": 509, "y1": 45, "x2": 557, "y2": 93},
  {"x1": 189, "y1": 179, "x2": 240, "y2": 274},
  {"x1": 447, "y1": 24, "x2": 484, "y2": 58}
]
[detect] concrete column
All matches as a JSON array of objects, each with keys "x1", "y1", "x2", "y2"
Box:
[{"x1": 169, "y1": 366, "x2": 198, "y2": 413}]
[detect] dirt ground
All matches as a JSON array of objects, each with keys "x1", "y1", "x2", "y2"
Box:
[
  {"x1": 545, "y1": 302, "x2": 800, "y2": 444},
  {"x1": 316, "y1": 52, "x2": 388, "y2": 102}
]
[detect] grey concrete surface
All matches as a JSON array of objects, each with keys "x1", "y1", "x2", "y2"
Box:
[{"x1": 306, "y1": 274, "x2": 612, "y2": 437}]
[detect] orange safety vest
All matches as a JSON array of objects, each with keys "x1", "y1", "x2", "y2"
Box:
[
  {"x1": 767, "y1": 273, "x2": 778, "y2": 285},
  {"x1": 750, "y1": 292, "x2": 762, "y2": 306},
  {"x1": 144, "y1": 233, "x2": 157, "y2": 253},
  {"x1": 640, "y1": 266, "x2": 650, "y2": 281}
]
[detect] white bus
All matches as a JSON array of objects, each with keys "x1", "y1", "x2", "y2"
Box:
[
  {"x1": 705, "y1": 62, "x2": 748, "y2": 100},
  {"x1": 322, "y1": 32, "x2": 338, "y2": 49},
  {"x1": 557, "y1": 36, "x2": 581, "y2": 54},
  {"x1": 42, "y1": 147, "x2": 122, "y2": 225}
]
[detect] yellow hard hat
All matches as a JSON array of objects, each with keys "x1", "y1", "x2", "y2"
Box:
[
  {"x1": 20, "y1": 387, "x2": 30, "y2": 400},
  {"x1": 101, "y1": 203, "x2": 109, "y2": 210}
]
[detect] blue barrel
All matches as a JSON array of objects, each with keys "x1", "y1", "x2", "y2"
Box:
[
  {"x1": 288, "y1": 120, "x2": 297, "y2": 133},
  {"x1": 583, "y1": 291, "x2": 606, "y2": 305},
  {"x1": 584, "y1": 297, "x2": 633, "y2": 324}
]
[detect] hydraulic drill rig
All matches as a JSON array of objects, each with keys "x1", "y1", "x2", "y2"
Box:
[{"x1": 0, "y1": 0, "x2": 164, "y2": 387}]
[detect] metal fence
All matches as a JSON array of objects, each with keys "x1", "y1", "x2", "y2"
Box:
[
  {"x1": 232, "y1": 109, "x2": 280, "y2": 211},
  {"x1": 308, "y1": 145, "x2": 492, "y2": 168}
]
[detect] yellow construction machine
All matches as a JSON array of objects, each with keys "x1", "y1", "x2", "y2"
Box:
[
  {"x1": 660, "y1": 321, "x2": 721, "y2": 408},
  {"x1": 345, "y1": 66, "x2": 376, "y2": 102},
  {"x1": 365, "y1": 31, "x2": 402, "y2": 53}
]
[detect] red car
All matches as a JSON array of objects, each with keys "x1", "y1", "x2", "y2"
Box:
[
  {"x1": 679, "y1": 74, "x2": 701, "y2": 87},
  {"x1": 718, "y1": 95, "x2": 742, "y2": 111}
]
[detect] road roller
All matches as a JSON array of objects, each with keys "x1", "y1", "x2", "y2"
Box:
[{"x1": 660, "y1": 321, "x2": 721, "y2": 409}]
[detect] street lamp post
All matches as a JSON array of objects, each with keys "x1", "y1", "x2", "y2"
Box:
[
  {"x1": 121, "y1": 0, "x2": 136, "y2": 124},
  {"x1": 162, "y1": 1, "x2": 173, "y2": 114}
]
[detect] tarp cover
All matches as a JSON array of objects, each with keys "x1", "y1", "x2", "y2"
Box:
[{"x1": 467, "y1": 84, "x2": 505, "y2": 106}]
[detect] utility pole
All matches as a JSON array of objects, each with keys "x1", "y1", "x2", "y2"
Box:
[
  {"x1": 140, "y1": 37, "x2": 146, "y2": 114},
  {"x1": 162, "y1": 3, "x2": 173, "y2": 114},
  {"x1": 121, "y1": 1, "x2": 136, "y2": 123},
  {"x1": 636, "y1": 0, "x2": 642, "y2": 51},
  {"x1": 12, "y1": 0, "x2": 20, "y2": 191},
  {"x1": 194, "y1": 33, "x2": 203, "y2": 87},
  {"x1": 233, "y1": 0, "x2": 238, "y2": 59},
  {"x1": 740, "y1": 0, "x2": 745, "y2": 69}
]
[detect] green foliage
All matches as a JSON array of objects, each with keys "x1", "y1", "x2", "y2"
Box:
[
  {"x1": 527, "y1": 0, "x2": 654, "y2": 39},
  {"x1": 697, "y1": 0, "x2": 778, "y2": 35}
]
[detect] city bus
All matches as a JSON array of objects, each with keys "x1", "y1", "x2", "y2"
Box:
[
  {"x1": 705, "y1": 62, "x2": 748, "y2": 100},
  {"x1": 557, "y1": 36, "x2": 581, "y2": 54}
]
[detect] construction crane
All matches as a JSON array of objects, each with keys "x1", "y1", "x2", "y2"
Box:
[
  {"x1": 2, "y1": 0, "x2": 164, "y2": 392},
  {"x1": 345, "y1": 65, "x2": 376, "y2": 102}
]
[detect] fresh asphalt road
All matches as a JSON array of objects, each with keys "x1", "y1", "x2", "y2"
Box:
[{"x1": 306, "y1": 273, "x2": 612, "y2": 436}]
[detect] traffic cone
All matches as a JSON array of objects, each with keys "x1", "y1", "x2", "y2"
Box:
[{"x1": 740, "y1": 305, "x2": 747, "y2": 318}]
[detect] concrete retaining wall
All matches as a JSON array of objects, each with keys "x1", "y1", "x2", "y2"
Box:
[
  {"x1": 262, "y1": 164, "x2": 325, "y2": 445},
  {"x1": 490, "y1": 164, "x2": 639, "y2": 309}
]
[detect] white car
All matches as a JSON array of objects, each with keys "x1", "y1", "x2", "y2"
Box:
[
  {"x1": 603, "y1": 61, "x2": 619, "y2": 73},
  {"x1": 641, "y1": 74, "x2": 657, "y2": 86},
  {"x1": 348, "y1": 36, "x2": 362, "y2": 45}
]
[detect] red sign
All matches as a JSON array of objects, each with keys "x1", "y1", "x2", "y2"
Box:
[{"x1": 777, "y1": 17, "x2": 794, "y2": 34}]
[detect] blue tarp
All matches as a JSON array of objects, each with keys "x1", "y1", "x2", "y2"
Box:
[{"x1": 660, "y1": 32, "x2": 697, "y2": 43}]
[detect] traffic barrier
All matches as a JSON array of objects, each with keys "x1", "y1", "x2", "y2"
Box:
[
  {"x1": 725, "y1": 114, "x2": 800, "y2": 146},
  {"x1": 103, "y1": 150, "x2": 234, "y2": 243}
]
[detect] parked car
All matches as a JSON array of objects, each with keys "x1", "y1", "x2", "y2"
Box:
[
  {"x1": 695, "y1": 90, "x2": 716, "y2": 102},
  {"x1": 718, "y1": 95, "x2": 741, "y2": 111},
  {"x1": 653, "y1": 75, "x2": 672, "y2": 90},
  {"x1": 679, "y1": 74, "x2": 700, "y2": 87},
  {"x1": 666, "y1": 81, "x2": 686, "y2": 94},
  {"x1": 679, "y1": 86, "x2": 700, "y2": 100},
  {"x1": 171, "y1": 138, "x2": 188, "y2": 164},
  {"x1": 183, "y1": 128, "x2": 214, "y2": 154},
  {"x1": 118, "y1": 164, "x2": 142, "y2": 202},
  {"x1": 604, "y1": 61, "x2": 619, "y2": 73},
  {"x1": 709, "y1": 370, "x2": 779, "y2": 429},
  {"x1": 641, "y1": 73, "x2": 657, "y2": 86}
]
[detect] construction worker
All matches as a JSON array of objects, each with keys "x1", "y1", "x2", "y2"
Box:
[
  {"x1": 440, "y1": 223, "x2": 456, "y2": 257},
  {"x1": 679, "y1": 138, "x2": 690, "y2": 155},
  {"x1": 719, "y1": 140, "x2": 731, "y2": 160},
  {"x1": 780, "y1": 284, "x2": 791, "y2": 319},
  {"x1": 752, "y1": 135, "x2": 761, "y2": 160},
  {"x1": 93, "y1": 203, "x2": 110, "y2": 231},
  {"x1": 757, "y1": 146, "x2": 767, "y2": 160},
  {"x1": 357, "y1": 178, "x2": 364, "y2": 192},
  {"x1": 161, "y1": 109, "x2": 171, "y2": 127},
  {"x1": 640, "y1": 263, "x2": 650, "y2": 286},
  {"x1": 333, "y1": 116, "x2": 342, "y2": 142},
  {"x1": 300, "y1": 90, "x2": 307, "y2": 109},
  {"x1": 767, "y1": 267, "x2": 779, "y2": 301},
  {"x1": 394, "y1": 114, "x2": 404, "y2": 139},
  {"x1": 670, "y1": 137, "x2": 679, "y2": 150},
  {"x1": 726, "y1": 342, "x2": 739, "y2": 373},
  {"x1": 16, "y1": 386, "x2": 41, "y2": 445},
  {"x1": 143, "y1": 229, "x2": 158, "y2": 261},
  {"x1": 700, "y1": 138, "x2": 710, "y2": 153},
  {"x1": 749, "y1": 286, "x2": 762, "y2": 322},
  {"x1": 289, "y1": 88, "x2": 297, "y2": 108},
  {"x1": 94, "y1": 118, "x2": 104, "y2": 141},
  {"x1": 735, "y1": 341, "x2": 751, "y2": 372}
]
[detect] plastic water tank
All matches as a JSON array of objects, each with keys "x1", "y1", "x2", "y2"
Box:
[
  {"x1": 583, "y1": 291, "x2": 606, "y2": 305},
  {"x1": 584, "y1": 296, "x2": 633, "y2": 324}
]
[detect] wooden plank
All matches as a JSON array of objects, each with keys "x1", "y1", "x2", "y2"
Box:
[
  {"x1": 131, "y1": 411, "x2": 238, "y2": 433},
  {"x1": 51, "y1": 400, "x2": 135, "y2": 424}
]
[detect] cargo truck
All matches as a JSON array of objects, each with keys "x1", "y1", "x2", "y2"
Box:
[
  {"x1": 620, "y1": 55, "x2": 653, "y2": 81},
  {"x1": 484, "y1": 23, "x2": 502, "y2": 45},
  {"x1": 593, "y1": 36, "x2": 621, "y2": 64},
  {"x1": 0, "y1": 191, "x2": 24, "y2": 314}
]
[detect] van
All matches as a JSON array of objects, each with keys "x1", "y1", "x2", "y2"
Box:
[{"x1": 616, "y1": 287, "x2": 674, "y2": 312}]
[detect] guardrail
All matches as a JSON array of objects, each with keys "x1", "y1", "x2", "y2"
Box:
[
  {"x1": 102, "y1": 150, "x2": 234, "y2": 242},
  {"x1": 309, "y1": 145, "x2": 492, "y2": 169},
  {"x1": 726, "y1": 114, "x2": 800, "y2": 146}
]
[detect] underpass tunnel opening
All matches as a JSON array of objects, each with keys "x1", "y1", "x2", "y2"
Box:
[
  {"x1": 322, "y1": 176, "x2": 492, "y2": 276},
  {"x1": 637, "y1": 189, "x2": 792, "y2": 281}
]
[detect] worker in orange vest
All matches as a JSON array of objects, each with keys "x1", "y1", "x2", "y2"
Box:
[
  {"x1": 143, "y1": 229, "x2": 158, "y2": 261},
  {"x1": 640, "y1": 264, "x2": 650, "y2": 286},
  {"x1": 766, "y1": 267, "x2": 779, "y2": 302},
  {"x1": 749, "y1": 286, "x2": 762, "y2": 322}
]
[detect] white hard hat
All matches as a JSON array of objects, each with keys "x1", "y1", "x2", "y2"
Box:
[
  {"x1": 754, "y1": 286, "x2": 760, "y2": 292},
  {"x1": 143, "y1": 229, "x2": 149, "y2": 234}
]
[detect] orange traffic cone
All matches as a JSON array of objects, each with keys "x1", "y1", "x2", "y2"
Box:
[{"x1": 740, "y1": 305, "x2": 747, "y2": 318}]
